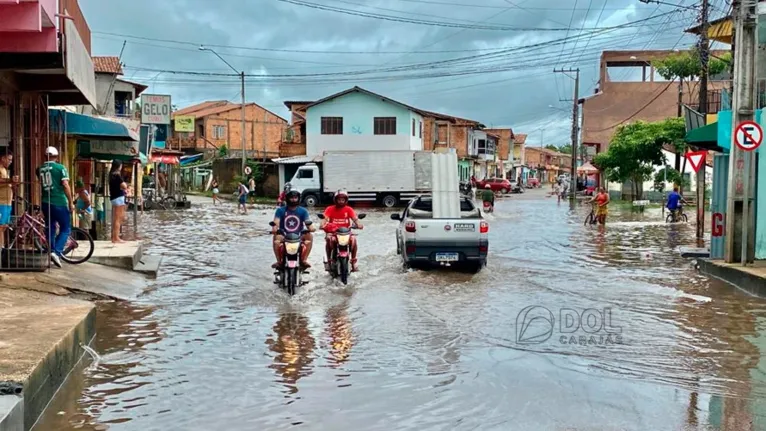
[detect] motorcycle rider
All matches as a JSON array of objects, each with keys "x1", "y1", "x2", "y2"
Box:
[
  {"x1": 272, "y1": 189, "x2": 314, "y2": 269},
  {"x1": 277, "y1": 183, "x2": 291, "y2": 207},
  {"x1": 481, "y1": 184, "x2": 495, "y2": 211},
  {"x1": 320, "y1": 190, "x2": 364, "y2": 272}
]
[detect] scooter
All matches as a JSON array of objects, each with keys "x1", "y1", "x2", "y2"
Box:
[
  {"x1": 269, "y1": 222, "x2": 309, "y2": 296},
  {"x1": 482, "y1": 201, "x2": 494, "y2": 213},
  {"x1": 459, "y1": 181, "x2": 473, "y2": 197},
  {"x1": 317, "y1": 213, "x2": 366, "y2": 285}
]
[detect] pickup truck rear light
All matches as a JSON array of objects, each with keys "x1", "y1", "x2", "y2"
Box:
[
  {"x1": 479, "y1": 244, "x2": 488, "y2": 253},
  {"x1": 480, "y1": 221, "x2": 489, "y2": 233},
  {"x1": 405, "y1": 221, "x2": 416, "y2": 232}
]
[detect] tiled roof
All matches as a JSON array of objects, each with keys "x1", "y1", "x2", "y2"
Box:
[
  {"x1": 171, "y1": 101, "x2": 229, "y2": 117},
  {"x1": 92, "y1": 56, "x2": 123, "y2": 75},
  {"x1": 514, "y1": 134, "x2": 527, "y2": 144}
]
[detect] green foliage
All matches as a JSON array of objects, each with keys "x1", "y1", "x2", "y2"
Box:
[
  {"x1": 593, "y1": 118, "x2": 686, "y2": 194},
  {"x1": 653, "y1": 49, "x2": 731, "y2": 81},
  {"x1": 544, "y1": 144, "x2": 572, "y2": 154},
  {"x1": 245, "y1": 160, "x2": 265, "y2": 183},
  {"x1": 218, "y1": 144, "x2": 229, "y2": 158},
  {"x1": 652, "y1": 166, "x2": 689, "y2": 192}
]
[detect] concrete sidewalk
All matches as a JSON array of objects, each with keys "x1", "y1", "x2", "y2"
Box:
[
  {"x1": 698, "y1": 259, "x2": 766, "y2": 296},
  {"x1": 0, "y1": 288, "x2": 95, "y2": 431},
  {"x1": 0, "y1": 258, "x2": 151, "y2": 430}
]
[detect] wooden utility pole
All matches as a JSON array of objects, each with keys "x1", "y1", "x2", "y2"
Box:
[
  {"x1": 553, "y1": 67, "x2": 580, "y2": 205},
  {"x1": 696, "y1": 0, "x2": 710, "y2": 240}
]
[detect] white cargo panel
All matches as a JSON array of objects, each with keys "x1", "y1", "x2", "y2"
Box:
[{"x1": 324, "y1": 151, "x2": 420, "y2": 192}]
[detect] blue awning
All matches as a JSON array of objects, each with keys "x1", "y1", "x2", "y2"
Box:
[{"x1": 49, "y1": 109, "x2": 137, "y2": 141}]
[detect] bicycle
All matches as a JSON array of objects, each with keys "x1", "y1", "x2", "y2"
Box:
[
  {"x1": 7, "y1": 198, "x2": 95, "y2": 264},
  {"x1": 584, "y1": 203, "x2": 598, "y2": 226},
  {"x1": 142, "y1": 188, "x2": 176, "y2": 210},
  {"x1": 665, "y1": 207, "x2": 688, "y2": 223}
]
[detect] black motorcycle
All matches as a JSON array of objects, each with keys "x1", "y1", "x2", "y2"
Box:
[
  {"x1": 317, "y1": 213, "x2": 366, "y2": 285},
  {"x1": 269, "y1": 222, "x2": 309, "y2": 295},
  {"x1": 459, "y1": 181, "x2": 473, "y2": 196}
]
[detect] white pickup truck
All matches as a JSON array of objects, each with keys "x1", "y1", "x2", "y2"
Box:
[{"x1": 390, "y1": 195, "x2": 489, "y2": 272}]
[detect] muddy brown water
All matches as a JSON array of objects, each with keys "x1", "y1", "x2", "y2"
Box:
[{"x1": 34, "y1": 193, "x2": 766, "y2": 430}]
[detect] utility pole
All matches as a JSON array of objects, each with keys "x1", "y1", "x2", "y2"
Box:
[
  {"x1": 201, "y1": 46, "x2": 247, "y2": 174},
  {"x1": 696, "y1": 0, "x2": 710, "y2": 241},
  {"x1": 553, "y1": 67, "x2": 580, "y2": 203},
  {"x1": 240, "y1": 71, "x2": 247, "y2": 173},
  {"x1": 725, "y1": 0, "x2": 757, "y2": 264}
]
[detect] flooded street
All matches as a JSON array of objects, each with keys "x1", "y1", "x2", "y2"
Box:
[{"x1": 35, "y1": 191, "x2": 766, "y2": 430}]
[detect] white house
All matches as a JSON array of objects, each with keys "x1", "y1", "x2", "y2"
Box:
[{"x1": 304, "y1": 87, "x2": 425, "y2": 156}]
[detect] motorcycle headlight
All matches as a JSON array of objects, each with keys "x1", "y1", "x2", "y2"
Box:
[
  {"x1": 336, "y1": 234, "x2": 350, "y2": 246},
  {"x1": 285, "y1": 242, "x2": 300, "y2": 255}
]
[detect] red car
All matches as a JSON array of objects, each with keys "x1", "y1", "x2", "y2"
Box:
[{"x1": 476, "y1": 178, "x2": 513, "y2": 194}]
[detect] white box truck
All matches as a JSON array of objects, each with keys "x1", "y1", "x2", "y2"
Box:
[{"x1": 287, "y1": 150, "x2": 434, "y2": 207}]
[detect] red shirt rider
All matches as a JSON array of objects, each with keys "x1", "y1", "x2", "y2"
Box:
[{"x1": 323, "y1": 204, "x2": 357, "y2": 229}]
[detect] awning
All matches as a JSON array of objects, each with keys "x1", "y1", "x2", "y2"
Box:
[
  {"x1": 577, "y1": 162, "x2": 599, "y2": 174},
  {"x1": 76, "y1": 140, "x2": 147, "y2": 163},
  {"x1": 50, "y1": 109, "x2": 138, "y2": 141},
  {"x1": 151, "y1": 154, "x2": 180, "y2": 165},
  {"x1": 179, "y1": 154, "x2": 204, "y2": 166},
  {"x1": 685, "y1": 121, "x2": 720, "y2": 150}
]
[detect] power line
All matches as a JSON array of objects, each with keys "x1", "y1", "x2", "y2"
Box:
[{"x1": 276, "y1": 0, "x2": 679, "y2": 31}]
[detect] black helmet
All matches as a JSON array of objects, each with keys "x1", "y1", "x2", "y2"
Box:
[{"x1": 285, "y1": 190, "x2": 301, "y2": 205}]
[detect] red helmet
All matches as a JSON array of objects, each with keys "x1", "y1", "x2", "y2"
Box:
[{"x1": 334, "y1": 190, "x2": 349, "y2": 205}]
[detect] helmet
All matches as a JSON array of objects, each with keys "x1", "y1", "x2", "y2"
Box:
[
  {"x1": 284, "y1": 182, "x2": 292, "y2": 192},
  {"x1": 334, "y1": 190, "x2": 349, "y2": 205},
  {"x1": 485, "y1": 184, "x2": 491, "y2": 189},
  {"x1": 285, "y1": 190, "x2": 301, "y2": 206},
  {"x1": 45, "y1": 146, "x2": 59, "y2": 157}
]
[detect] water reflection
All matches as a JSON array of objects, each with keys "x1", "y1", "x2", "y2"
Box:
[
  {"x1": 265, "y1": 312, "x2": 316, "y2": 395},
  {"x1": 324, "y1": 300, "x2": 354, "y2": 368}
]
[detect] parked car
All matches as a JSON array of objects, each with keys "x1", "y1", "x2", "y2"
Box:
[
  {"x1": 526, "y1": 178, "x2": 540, "y2": 188},
  {"x1": 475, "y1": 178, "x2": 512, "y2": 194},
  {"x1": 391, "y1": 195, "x2": 488, "y2": 273}
]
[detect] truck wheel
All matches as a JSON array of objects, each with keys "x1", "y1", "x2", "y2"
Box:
[
  {"x1": 302, "y1": 194, "x2": 318, "y2": 207},
  {"x1": 381, "y1": 194, "x2": 397, "y2": 208}
]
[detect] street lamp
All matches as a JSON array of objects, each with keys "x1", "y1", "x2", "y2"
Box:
[{"x1": 199, "y1": 45, "x2": 247, "y2": 174}]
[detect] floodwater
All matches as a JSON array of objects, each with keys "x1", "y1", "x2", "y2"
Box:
[{"x1": 35, "y1": 190, "x2": 766, "y2": 430}]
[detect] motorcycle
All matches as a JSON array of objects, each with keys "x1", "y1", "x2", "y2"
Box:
[
  {"x1": 511, "y1": 183, "x2": 524, "y2": 194},
  {"x1": 269, "y1": 222, "x2": 309, "y2": 296},
  {"x1": 482, "y1": 201, "x2": 494, "y2": 213},
  {"x1": 459, "y1": 181, "x2": 473, "y2": 197},
  {"x1": 317, "y1": 213, "x2": 366, "y2": 285}
]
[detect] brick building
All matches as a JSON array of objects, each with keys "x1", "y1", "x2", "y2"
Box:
[
  {"x1": 169, "y1": 101, "x2": 288, "y2": 157},
  {"x1": 581, "y1": 50, "x2": 730, "y2": 158}
]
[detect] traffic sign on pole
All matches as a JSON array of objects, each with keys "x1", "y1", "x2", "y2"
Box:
[
  {"x1": 685, "y1": 150, "x2": 707, "y2": 173},
  {"x1": 734, "y1": 120, "x2": 763, "y2": 152}
]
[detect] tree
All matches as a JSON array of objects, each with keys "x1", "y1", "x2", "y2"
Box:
[
  {"x1": 652, "y1": 166, "x2": 689, "y2": 192},
  {"x1": 593, "y1": 118, "x2": 686, "y2": 199},
  {"x1": 218, "y1": 144, "x2": 229, "y2": 158}
]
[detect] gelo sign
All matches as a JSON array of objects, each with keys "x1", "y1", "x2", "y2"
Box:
[{"x1": 141, "y1": 94, "x2": 171, "y2": 125}]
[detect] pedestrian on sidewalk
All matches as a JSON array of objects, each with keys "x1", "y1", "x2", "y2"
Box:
[
  {"x1": 109, "y1": 159, "x2": 128, "y2": 244},
  {"x1": 75, "y1": 179, "x2": 93, "y2": 231},
  {"x1": 211, "y1": 178, "x2": 222, "y2": 205},
  {"x1": 248, "y1": 176, "x2": 257, "y2": 205},
  {"x1": 37, "y1": 146, "x2": 74, "y2": 268},
  {"x1": 0, "y1": 151, "x2": 18, "y2": 248},
  {"x1": 237, "y1": 180, "x2": 249, "y2": 214}
]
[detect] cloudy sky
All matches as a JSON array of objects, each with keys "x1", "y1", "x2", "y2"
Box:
[{"x1": 80, "y1": 0, "x2": 726, "y2": 148}]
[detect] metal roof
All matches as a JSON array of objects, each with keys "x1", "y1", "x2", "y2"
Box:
[{"x1": 271, "y1": 154, "x2": 323, "y2": 164}]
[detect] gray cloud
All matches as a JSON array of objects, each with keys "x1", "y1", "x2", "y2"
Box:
[{"x1": 81, "y1": 0, "x2": 711, "y2": 147}]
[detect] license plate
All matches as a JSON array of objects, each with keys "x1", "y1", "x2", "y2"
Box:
[
  {"x1": 287, "y1": 260, "x2": 298, "y2": 268},
  {"x1": 454, "y1": 223, "x2": 475, "y2": 232},
  {"x1": 435, "y1": 253, "x2": 459, "y2": 262}
]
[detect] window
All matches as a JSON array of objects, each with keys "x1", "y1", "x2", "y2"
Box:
[
  {"x1": 412, "y1": 119, "x2": 416, "y2": 136},
  {"x1": 212, "y1": 125, "x2": 226, "y2": 139},
  {"x1": 374, "y1": 117, "x2": 396, "y2": 135},
  {"x1": 321, "y1": 117, "x2": 343, "y2": 135},
  {"x1": 298, "y1": 169, "x2": 314, "y2": 179},
  {"x1": 419, "y1": 121, "x2": 423, "y2": 138}
]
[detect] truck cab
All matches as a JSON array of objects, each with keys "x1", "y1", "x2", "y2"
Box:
[{"x1": 288, "y1": 163, "x2": 323, "y2": 207}]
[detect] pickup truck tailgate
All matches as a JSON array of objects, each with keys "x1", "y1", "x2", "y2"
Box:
[{"x1": 414, "y1": 219, "x2": 481, "y2": 242}]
